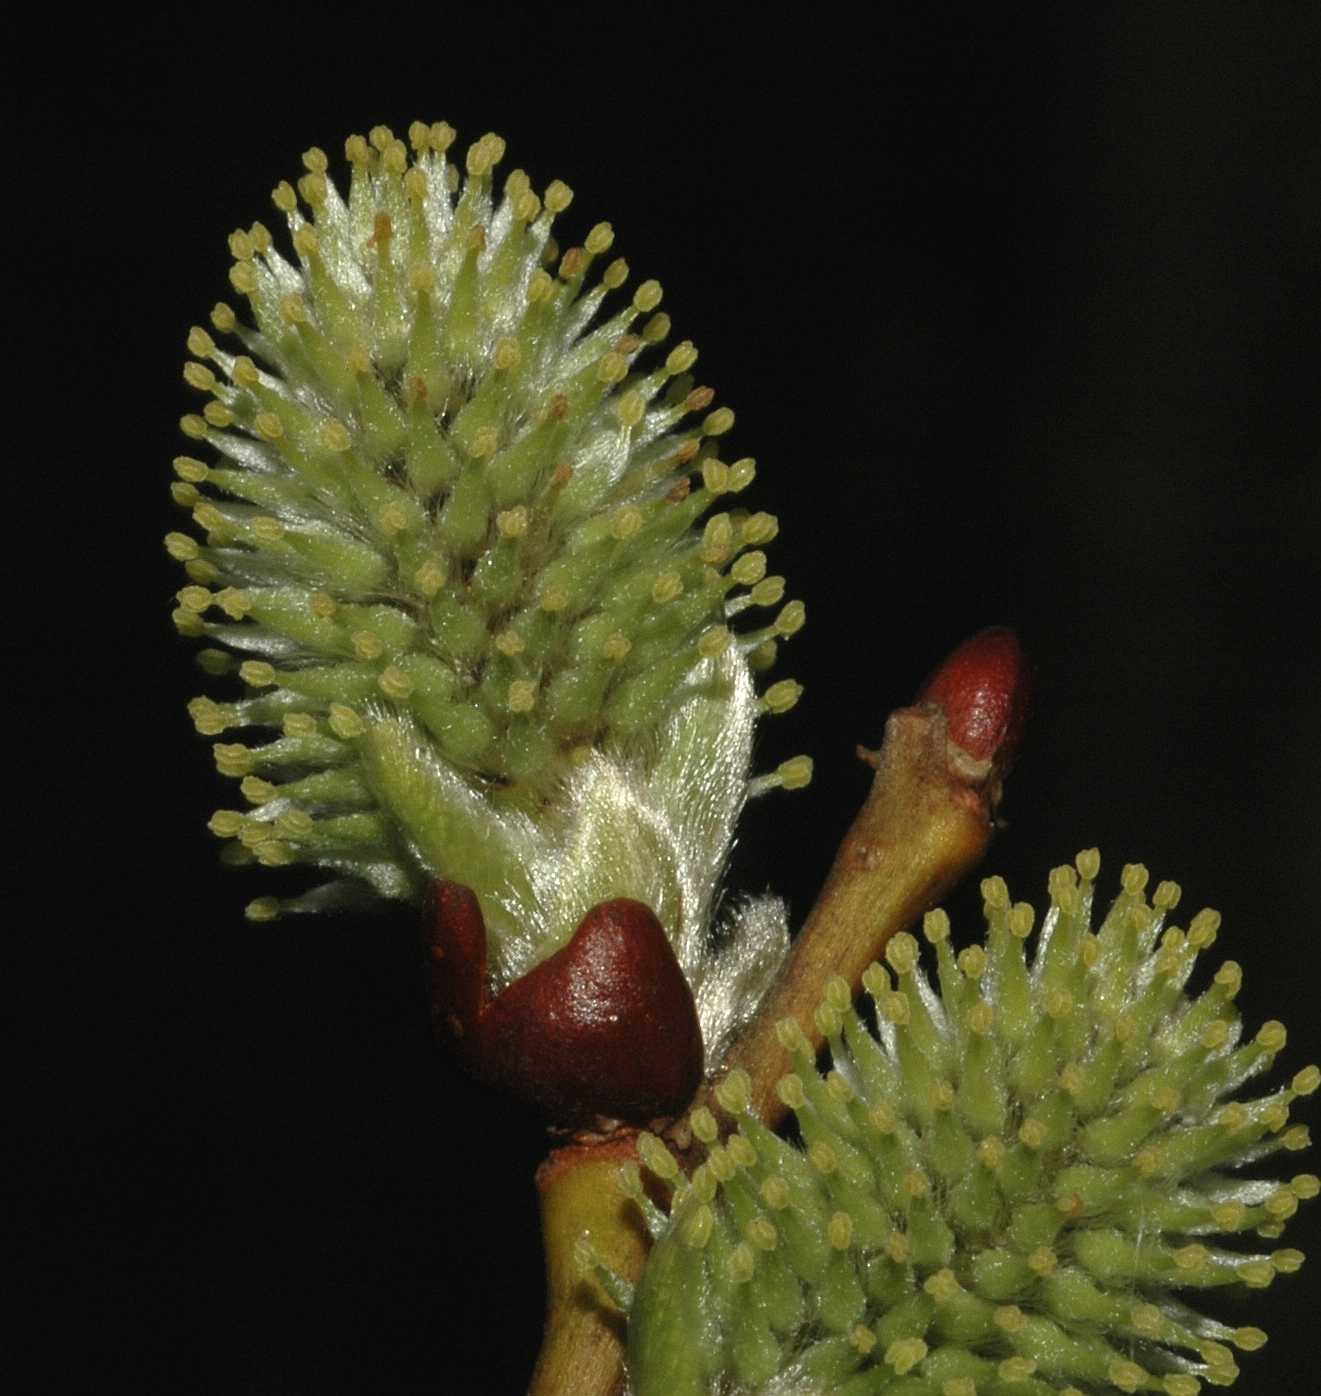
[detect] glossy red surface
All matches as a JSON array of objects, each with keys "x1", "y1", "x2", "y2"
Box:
[
  {"x1": 424, "y1": 886, "x2": 704, "y2": 1126},
  {"x1": 918, "y1": 626, "x2": 1030, "y2": 768}
]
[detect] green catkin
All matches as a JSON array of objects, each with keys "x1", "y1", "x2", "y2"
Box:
[
  {"x1": 626, "y1": 857, "x2": 1315, "y2": 1396},
  {"x1": 171, "y1": 121, "x2": 810, "y2": 976}
]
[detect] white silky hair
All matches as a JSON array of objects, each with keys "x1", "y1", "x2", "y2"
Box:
[{"x1": 477, "y1": 648, "x2": 791, "y2": 1069}]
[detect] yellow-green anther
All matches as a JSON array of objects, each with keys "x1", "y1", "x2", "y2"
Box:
[
  {"x1": 173, "y1": 119, "x2": 805, "y2": 942},
  {"x1": 626, "y1": 857, "x2": 1314, "y2": 1396}
]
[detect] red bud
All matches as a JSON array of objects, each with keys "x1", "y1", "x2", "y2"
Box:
[
  {"x1": 425, "y1": 885, "x2": 704, "y2": 1127},
  {"x1": 918, "y1": 626, "x2": 1030, "y2": 770}
]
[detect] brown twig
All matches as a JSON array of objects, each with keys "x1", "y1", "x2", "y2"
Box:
[
  {"x1": 509, "y1": 629, "x2": 1030, "y2": 1393},
  {"x1": 682, "y1": 699, "x2": 1002, "y2": 1139},
  {"x1": 526, "y1": 688, "x2": 1013, "y2": 1395},
  {"x1": 527, "y1": 1133, "x2": 645, "y2": 1396}
]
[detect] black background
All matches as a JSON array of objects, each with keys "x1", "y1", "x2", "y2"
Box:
[{"x1": 13, "y1": 6, "x2": 1321, "y2": 1393}]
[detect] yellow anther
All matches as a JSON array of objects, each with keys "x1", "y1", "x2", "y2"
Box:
[
  {"x1": 689, "y1": 1105, "x2": 718, "y2": 1144},
  {"x1": 164, "y1": 532, "x2": 199, "y2": 561},
  {"x1": 632, "y1": 279, "x2": 662, "y2": 312},
  {"x1": 929, "y1": 1080, "x2": 955, "y2": 1112},
  {"x1": 775, "y1": 600, "x2": 806, "y2": 637},
  {"x1": 213, "y1": 743, "x2": 253, "y2": 778},
  {"x1": 1133, "y1": 1147, "x2": 1161, "y2": 1176},
  {"x1": 253, "y1": 516, "x2": 284, "y2": 547},
  {"x1": 902, "y1": 1169, "x2": 929, "y2": 1199},
  {"x1": 884, "y1": 931, "x2": 920, "y2": 976},
  {"x1": 1256, "y1": 1020, "x2": 1287, "y2": 1053},
  {"x1": 1163, "y1": 1376, "x2": 1200, "y2": 1396},
  {"x1": 611, "y1": 506, "x2": 643, "y2": 540},
  {"x1": 1074, "y1": 847, "x2": 1101, "y2": 881},
  {"x1": 1292, "y1": 1065, "x2": 1321, "y2": 1096},
  {"x1": 884, "y1": 1338, "x2": 927, "y2": 1376},
  {"x1": 775, "y1": 1074, "x2": 807, "y2": 1110},
  {"x1": 1188, "y1": 907, "x2": 1222, "y2": 948},
  {"x1": 977, "y1": 1136, "x2": 1005, "y2": 1169},
  {"x1": 636, "y1": 1131, "x2": 680, "y2": 1183},
  {"x1": 750, "y1": 575, "x2": 785, "y2": 608},
  {"x1": 508, "y1": 680, "x2": 536, "y2": 714},
  {"x1": 1214, "y1": 960, "x2": 1242, "y2": 994},
  {"x1": 1130, "y1": 1302, "x2": 1164, "y2": 1336},
  {"x1": 616, "y1": 389, "x2": 645, "y2": 427},
  {"x1": 496, "y1": 506, "x2": 529, "y2": 539},
  {"x1": 183, "y1": 361, "x2": 216, "y2": 393},
  {"x1": 651, "y1": 571, "x2": 683, "y2": 604},
  {"x1": 1008, "y1": 901, "x2": 1035, "y2": 938},
  {"x1": 726, "y1": 1243, "x2": 754, "y2": 1285},
  {"x1": 958, "y1": 944, "x2": 987, "y2": 978},
  {"x1": 1153, "y1": 879, "x2": 1182, "y2": 910},
  {"x1": 240, "y1": 776, "x2": 277, "y2": 805},
  {"x1": 1043, "y1": 987, "x2": 1073, "y2": 1019},
  {"x1": 666, "y1": 341, "x2": 699, "y2": 375},
  {"x1": 980, "y1": 875, "x2": 1010, "y2": 909},
  {"x1": 760, "y1": 1176, "x2": 790, "y2": 1210},
  {"x1": 176, "y1": 585, "x2": 212, "y2": 613},
  {"x1": 1283, "y1": 1124, "x2": 1311, "y2": 1151},
  {"x1": 275, "y1": 809, "x2": 314, "y2": 839},
  {"x1": 230, "y1": 356, "x2": 259, "y2": 389},
  {"x1": 1108, "y1": 1360, "x2": 1147, "y2": 1393},
  {"x1": 173, "y1": 456, "x2": 209, "y2": 483},
  {"x1": 378, "y1": 666, "x2": 413, "y2": 701},
  {"x1": 1201, "y1": 1019, "x2": 1231, "y2": 1051},
  {"x1": 1211, "y1": 1200, "x2": 1246, "y2": 1230},
  {"x1": 994, "y1": 1304, "x2": 1027, "y2": 1333},
  {"x1": 208, "y1": 809, "x2": 245, "y2": 838},
  {"x1": 714, "y1": 1068, "x2": 751, "y2": 1116},
  {"x1": 828, "y1": 1211, "x2": 853, "y2": 1249},
  {"x1": 869, "y1": 1102, "x2": 898, "y2": 1135},
  {"x1": 697, "y1": 626, "x2": 731, "y2": 660},
  {"x1": 327, "y1": 704, "x2": 365, "y2": 740},
  {"x1": 700, "y1": 459, "x2": 729, "y2": 494},
  {"x1": 543, "y1": 179, "x2": 573, "y2": 214},
  {"x1": 702, "y1": 406, "x2": 734, "y2": 436},
  {"x1": 773, "y1": 755, "x2": 811, "y2": 790},
  {"x1": 494, "y1": 630, "x2": 525, "y2": 658},
  {"x1": 1027, "y1": 1246, "x2": 1057, "y2": 1275},
  {"x1": 1018, "y1": 1118, "x2": 1047, "y2": 1150},
  {"x1": 239, "y1": 661, "x2": 276, "y2": 688},
  {"x1": 924, "y1": 1268, "x2": 960, "y2": 1302},
  {"x1": 1151, "y1": 1084, "x2": 1181, "y2": 1113},
  {"x1": 967, "y1": 999, "x2": 994, "y2": 1035},
  {"x1": 351, "y1": 630, "x2": 384, "y2": 661},
  {"x1": 884, "y1": 1229, "x2": 911, "y2": 1262}
]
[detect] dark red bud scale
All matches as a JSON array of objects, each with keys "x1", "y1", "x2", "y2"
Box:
[
  {"x1": 425, "y1": 883, "x2": 704, "y2": 1128},
  {"x1": 918, "y1": 626, "x2": 1030, "y2": 773}
]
